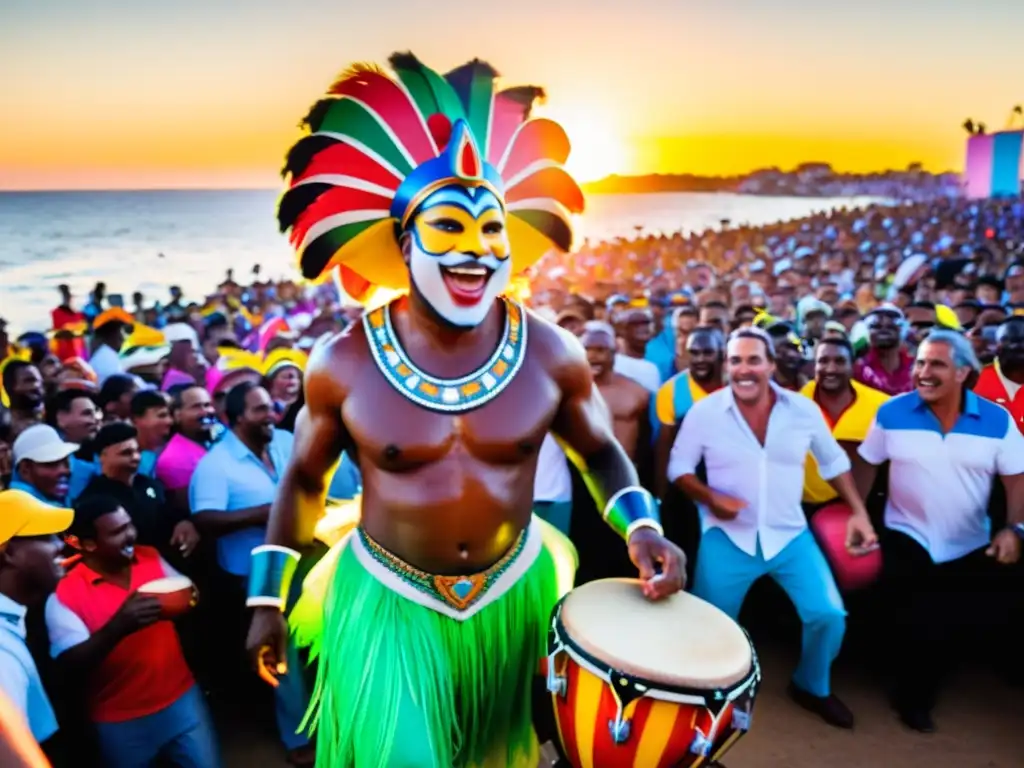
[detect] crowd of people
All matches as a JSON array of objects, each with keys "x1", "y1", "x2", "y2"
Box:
[{"x1": 1, "y1": 192, "x2": 1023, "y2": 766}]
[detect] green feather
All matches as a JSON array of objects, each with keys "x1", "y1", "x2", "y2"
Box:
[
  {"x1": 316, "y1": 98, "x2": 415, "y2": 176},
  {"x1": 388, "y1": 52, "x2": 465, "y2": 126}
]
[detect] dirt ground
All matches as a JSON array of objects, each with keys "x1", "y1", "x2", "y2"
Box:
[{"x1": 219, "y1": 640, "x2": 1023, "y2": 768}]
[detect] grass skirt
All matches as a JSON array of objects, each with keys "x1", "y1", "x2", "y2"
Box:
[{"x1": 290, "y1": 514, "x2": 577, "y2": 768}]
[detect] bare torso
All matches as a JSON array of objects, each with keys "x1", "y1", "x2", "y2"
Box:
[
  {"x1": 595, "y1": 373, "x2": 649, "y2": 461},
  {"x1": 319, "y1": 299, "x2": 583, "y2": 574}
]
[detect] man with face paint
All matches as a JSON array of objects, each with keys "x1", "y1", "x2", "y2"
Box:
[
  {"x1": 246, "y1": 54, "x2": 685, "y2": 768},
  {"x1": 973, "y1": 317, "x2": 1024, "y2": 433}
]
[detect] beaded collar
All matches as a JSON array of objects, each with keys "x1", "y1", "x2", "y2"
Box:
[{"x1": 363, "y1": 297, "x2": 527, "y2": 413}]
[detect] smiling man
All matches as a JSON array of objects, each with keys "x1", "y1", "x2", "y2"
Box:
[
  {"x1": 653, "y1": 326, "x2": 725, "y2": 497},
  {"x1": 248, "y1": 53, "x2": 684, "y2": 767},
  {"x1": 856, "y1": 330, "x2": 1024, "y2": 733},
  {"x1": 669, "y1": 328, "x2": 874, "y2": 729},
  {"x1": 973, "y1": 317, "x2": 1024, "y2": 433},
  {"x1": 801, "y1": 339, "x2": 889, "y2": 508}
]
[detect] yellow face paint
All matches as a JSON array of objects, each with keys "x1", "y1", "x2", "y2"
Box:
[{"x1": 412, "y1": 204, "x2": 510, "y2": 261}]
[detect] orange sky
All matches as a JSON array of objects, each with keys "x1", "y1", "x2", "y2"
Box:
[{"x1": 2, "y1": 1, "x2": 1022, "y2": 190}]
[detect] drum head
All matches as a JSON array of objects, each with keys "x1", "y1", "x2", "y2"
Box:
[
  {"x1": 138, "y1": 576, "x2": 192, "y2": 594},
  {"x1": 560, "y1": 578, "x2": 752, "y2": 690}
]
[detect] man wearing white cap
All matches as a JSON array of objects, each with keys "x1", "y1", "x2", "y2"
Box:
[
  {"x1": 9, "y1": 426, "x2": 79, "y2": 507},
  {"x1": 161, "y1": 324, "x2": 202, "y2": 392}
]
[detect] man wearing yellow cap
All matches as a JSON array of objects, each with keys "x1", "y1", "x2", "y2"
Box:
[
  {"x1": 89, "y1": 309, "x2": 135, "y2": 386},
  {"x1": 0, "y1": 491, "x2": 73, "y2": 753}
]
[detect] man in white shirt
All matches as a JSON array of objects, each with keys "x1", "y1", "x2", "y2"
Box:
[
  {"x1": 669, "y1": 328, "x2": 875, "y2": 729},
  {"x1": 88, "y1": 310, "x2": 133, "y2": 386},
  {"x1": 856, "y1": 330, "x2": 1024, "y2": 733}
]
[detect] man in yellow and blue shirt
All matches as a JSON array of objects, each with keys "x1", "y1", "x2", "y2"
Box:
[{"x1": 800, "y1": 338, "x2": 888, "y2": 507}]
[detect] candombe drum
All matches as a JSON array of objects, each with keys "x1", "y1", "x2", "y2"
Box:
[
  {"x1": 810, "y1": 502, "x2": 882, "y2": 592},
  {"x1": 545, "y1": 579, "x2": 760, "y2": 767}
]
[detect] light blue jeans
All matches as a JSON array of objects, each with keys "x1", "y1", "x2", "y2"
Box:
[
  {"x1": 694, "y1": 527, "x2": 846, "y2": 697},
  {"x1": 94, "y1": 685, "x2": 221, "y2": 768}
]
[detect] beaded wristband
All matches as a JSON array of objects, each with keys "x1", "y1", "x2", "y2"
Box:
[
  {"x1": 602, "y1": 486, "x2": 663, "y2": 541},
  {"x1": 246, "y1": 545, "x2": 301, "y2": 610}
]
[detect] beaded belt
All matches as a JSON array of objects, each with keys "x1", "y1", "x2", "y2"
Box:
[{"x1": 350, "y1": 517, "x2": 543, "y2": 621}]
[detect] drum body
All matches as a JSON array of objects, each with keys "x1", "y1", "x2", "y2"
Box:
[
  {"x1": 810, "y1": 502, "x2": 882, "y2": 591},
  {"x1": 546, "y1": 579, "x2": 759, "y2": 768}
]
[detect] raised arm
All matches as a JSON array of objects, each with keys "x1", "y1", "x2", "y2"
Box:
[{"x1": 547, "y1": 325, "x2": 685, "y2": 597}]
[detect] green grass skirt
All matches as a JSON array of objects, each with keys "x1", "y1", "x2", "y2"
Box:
[{"x1": 289, "y1": 518, "x2": 577, "y2": 768}]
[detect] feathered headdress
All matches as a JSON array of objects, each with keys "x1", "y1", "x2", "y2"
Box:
[{"x1": 277, "y1": 52, "x2": 585, "y2": 301}]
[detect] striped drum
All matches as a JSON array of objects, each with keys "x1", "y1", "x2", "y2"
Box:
[{"x1": 545, "y1": 579, "x2": 760, "y2": 767}]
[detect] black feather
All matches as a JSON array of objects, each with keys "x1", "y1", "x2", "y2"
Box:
[
  {"x1": 388, "y1": 51, "x2": 427, "y2": 72},
  {"x1": 300, "y1": 98, "x2": 338, "y2": 133},
  {"x1": 281, "y1": 134, "x2": 339, "y2": 179},
  {"x1": 277, "y1": 183, "x2": 333, "y2": 233}
]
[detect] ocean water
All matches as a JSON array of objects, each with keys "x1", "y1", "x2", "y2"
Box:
[{"x1": 0, "y1": 189, "x2": 884, "y2": 331}]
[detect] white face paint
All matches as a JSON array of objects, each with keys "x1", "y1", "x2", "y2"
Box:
[{"x1": 405, "y1": 186, "x2": 511, "y2": 329}]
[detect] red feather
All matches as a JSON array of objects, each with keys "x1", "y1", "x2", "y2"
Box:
[
  {"x1": 329, "y1": 70, "x2": 437, "y2": 165},
  {"x1": 427, "y1": 113, "x2": 452, "y2": 150},
  {"x1": 289, "y1": 187, "x2": 393, "y2": 249},
  {"x1": 498, "y1": 118, "x2": 571, "y2": 181},
  {"x1": 292, "y1": 142, "x2": 404, "y2": 191},
  {"x1": 505, "y1": 166, "x2": 584, "y2": 213},
  {"x1": 487, "y1": 87, "x2": 544, "y2": 165}
]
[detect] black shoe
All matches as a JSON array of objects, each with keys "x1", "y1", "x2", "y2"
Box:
[
  {"x1": 787, "y1": 682, "x2": 854, "y2": 729},
  {"x1": 898, "y1": 708, "x2": 935, "y2": 733}
]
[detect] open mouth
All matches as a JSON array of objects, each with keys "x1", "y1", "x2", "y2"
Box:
[{"x1": 441, "y1": 263, "x2": 494, "y2": 306}]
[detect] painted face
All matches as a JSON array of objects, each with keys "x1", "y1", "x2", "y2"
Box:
[{"x1": 406, "y1": 186, "x2": 511, "y2": 328}]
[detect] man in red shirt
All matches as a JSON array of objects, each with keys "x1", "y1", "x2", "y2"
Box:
[
  {"x1": 853, "y1": 305, "x2": 914, "y2": 396},
  {"x1": 44, "y1": 495, "x2": 219, "y2": 768},
  {"x1": 974, "y1": 317, "x2": 1024, "y2": 433}
]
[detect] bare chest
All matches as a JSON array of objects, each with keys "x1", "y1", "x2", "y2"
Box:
[
  {"x1": 343, "y1": 355, "x2": 561, "y2": 470},
  {"x1": 599, "y1": 382, "x2": 641, "y2": 422}
]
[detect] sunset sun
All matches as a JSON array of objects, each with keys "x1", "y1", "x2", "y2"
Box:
[{"x1": 536, "y1": 105, "x2": 629, "y2": 183}]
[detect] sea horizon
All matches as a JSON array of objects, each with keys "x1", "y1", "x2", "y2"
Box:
[{"x1": 0, "y1": 188, "x2": 889, "y2": 331}]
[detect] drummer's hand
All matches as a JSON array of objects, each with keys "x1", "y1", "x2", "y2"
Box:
[
  {"x1": 708, "y1": 491, "x2": 745, "y2": 521},
  {"x1": 246, "y1": 607, "x2": 289, "y2": 689},
  {"x1": 628, "y1": 527, "x2": 686, "y2": 600},
  {"x1": 169, "y1": 521, "x2": 200, "y2": 558},
  {"x1": 845, "y1": 512, "x2": 878, "y2": 555}
]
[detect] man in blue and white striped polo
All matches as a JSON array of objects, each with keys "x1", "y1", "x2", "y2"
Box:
[{"x1": 857, "y1": 329, "x2": 1024, "y2": 734}]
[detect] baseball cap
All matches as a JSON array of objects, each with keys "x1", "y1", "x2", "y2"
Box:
[
  {"x1": 12, "y1": 425, "x2": 79, "y2": 468},
  {"x1": 163, "y1": 322, "x2": 200, "y2": 350},
  {"x1": 0, "y1": 490, "x2": 73, "y2": 545}
]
